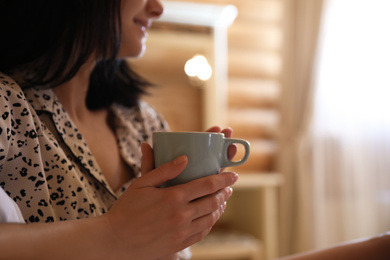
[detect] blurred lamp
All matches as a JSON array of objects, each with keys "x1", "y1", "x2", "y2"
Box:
[{"x1": 184, "y1": 55, "x2": 212, "y2": 84}]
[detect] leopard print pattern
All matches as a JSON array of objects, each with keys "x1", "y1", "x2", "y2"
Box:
[{"x1": 0, "y1": 72, "x2": 169, "y2": 223}]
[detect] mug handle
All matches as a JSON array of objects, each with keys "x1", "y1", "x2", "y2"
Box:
[{"x1": 221, "y1": 138, "x2": 250, "y2": 167}]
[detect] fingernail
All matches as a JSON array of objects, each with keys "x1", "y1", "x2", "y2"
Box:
[
  {"x1": 221, "y1": 202, "x2": 227, "y2": 213},
  {"x1": 228, "y1": 187, "x2": 233, "y2": 197},
  {"x1": 173, "y1": 155, "x2": 187, "y2": 165},
  {"x1": 232, "y1": 173, "x2": 239, "y2": 183}
]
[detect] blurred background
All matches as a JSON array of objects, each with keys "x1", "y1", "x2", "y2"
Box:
[{"x1": 130, "y1": 0, "x2": 390, "y2": 259}]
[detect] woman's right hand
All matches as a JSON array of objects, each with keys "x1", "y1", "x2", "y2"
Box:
[{"x1": 104, "y1": 142, "x2": 237, "y2": 260}]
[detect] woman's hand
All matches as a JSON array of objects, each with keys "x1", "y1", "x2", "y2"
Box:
[
  {"x1": 157, "y1": 253, "x2": 179, "y2": 260},
  {"x1": 104, "y1": 142, "x2": 237, "y2": 260}
]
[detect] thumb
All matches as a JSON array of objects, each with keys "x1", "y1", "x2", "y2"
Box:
[
  {"x1": 137, "y1": 154, "x2": 188, "y2": 188},
  {"x1": 141, "y1": 142, "x2": 155, "y2": 176}
]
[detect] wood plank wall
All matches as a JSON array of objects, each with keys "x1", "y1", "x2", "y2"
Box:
[
  {"x1": 180, "y1": 0, "x2": 283, "y2": 174},
  {"x1": 135, "y1": 0, "x2": 284, "y2": 174}
]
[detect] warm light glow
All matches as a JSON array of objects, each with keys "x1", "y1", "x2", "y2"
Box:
[{"x1": 184, "y1": 55, "x2": 212, "y2": 81}]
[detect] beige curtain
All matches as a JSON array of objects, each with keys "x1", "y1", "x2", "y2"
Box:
[
  {"x1": 311, "y1": 0, "x2": 390, "y2": 249},
  {"x1": 279, "y1": 0, "x2": 390, "y2": 257},
  {"x1": 278, "y1": 0, "x2": 324, "y2": 256}
]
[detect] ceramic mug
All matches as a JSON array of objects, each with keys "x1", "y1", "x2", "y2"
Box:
[{"x1": 153, "y1": 132, "x2": 250, "y2": 187}]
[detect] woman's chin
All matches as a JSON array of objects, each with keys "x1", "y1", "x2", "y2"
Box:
[{"x1": 119, "y1": 46, "x2": 146, "y2": 60}]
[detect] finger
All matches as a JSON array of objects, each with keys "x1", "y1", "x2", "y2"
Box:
[
  {"x1": 227, "y1": 143, "x2": 237, "y2": 161},
  {"x1": 181, "y1": 228, "x2": 211, "y2": 251},
  {"x1": 136, "y1": 155, "x2": 188, "y2": 188},
  {"x1": 221, "y1": 127, "x2": 233, "y2": 138},
  {"x1": 205, "y1": 126, "x2": 222, "y2": 133},
  {"x1": 187, "y1": 205, "x2": 226, "y2": 240},
  {"x1": 193, "y1": 202, "x2": 226, "y2": 227},
  {"x1": 141, "y1": 142, "x2": 154, "y2": 176},
  {"x1": 189, "y1": 187, "x2": 232, "y2": 220},
  {"x1": 180, "y1": 171, "x2": 238, "y2": 202}
]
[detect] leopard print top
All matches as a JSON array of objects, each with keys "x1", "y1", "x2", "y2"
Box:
[{"x1": 0, "y1": 72, "x2": 169, "y2": 222}]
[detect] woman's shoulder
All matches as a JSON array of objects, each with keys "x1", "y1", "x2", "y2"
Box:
[
  {"x1": 0, "y1": 72, "x2": 37, "y2": 164},
  {"x1": 0, "y1": 72, "x2": 26, "y2": 99},
  {"x1": 0, "y1": 72, "x2": 44, "y2": 144},
  {"x1": 0, "y1": 72, "x2": 31, "y2": 123}
]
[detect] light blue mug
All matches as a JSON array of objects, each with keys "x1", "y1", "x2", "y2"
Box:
[{"x1": 153, "y1": 132, "x2": 250, "y2": 187}]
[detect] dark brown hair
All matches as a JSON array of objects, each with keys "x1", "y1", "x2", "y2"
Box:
[{"x1": 0, "y1": 0, "x2": 150, "y2": 109}]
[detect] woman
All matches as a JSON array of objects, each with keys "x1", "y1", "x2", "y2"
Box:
[{"x1": 0, "y1": 0, "x2": 237, "y2": 259}]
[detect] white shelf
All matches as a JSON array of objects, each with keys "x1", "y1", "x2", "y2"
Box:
[
  {"x1": 155, "y1": 1, "x2": 238, "y2": 128},
  {"x1": 233, "y1": 173, "x2": 284, "y2": 189},
  {"x1": 191, "y1": 229, "x2": 263, "y2": 260},
  {"x1": 160, "y1": 1, "x2": 238, "y2": 28},
  {"x1": 191, "y1": 173, "x2": 284, "y2": 260}
]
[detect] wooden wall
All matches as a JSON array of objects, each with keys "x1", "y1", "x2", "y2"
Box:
[{"x1": 133, "y1": 0, "x2": 284, "y2": 175}]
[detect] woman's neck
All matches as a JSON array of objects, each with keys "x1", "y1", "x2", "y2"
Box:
[{"x1": 54, "y1": 60, "x2": 97, "y2": 123}]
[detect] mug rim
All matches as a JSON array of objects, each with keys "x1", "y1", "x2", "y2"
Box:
[{"x1": 153, "y1": 131, "x2": 224, "y2": 135}]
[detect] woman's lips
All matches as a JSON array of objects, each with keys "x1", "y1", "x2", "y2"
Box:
[{"x1": 134, "y1": 18, "x2": 150, "y2": 31}]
